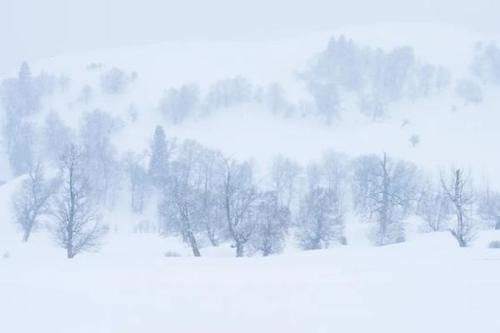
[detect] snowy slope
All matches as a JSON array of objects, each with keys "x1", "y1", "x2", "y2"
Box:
[{"x1": 4, "y1": 23, "x2": 495, "y2": 186}]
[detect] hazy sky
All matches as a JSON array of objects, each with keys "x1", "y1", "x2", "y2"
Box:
[{"x1": 0, "y1": 0, "x2": 498, "y2": 73}]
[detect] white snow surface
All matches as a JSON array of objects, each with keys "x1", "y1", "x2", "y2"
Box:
[{"x1": 2, "y1": 23, "x2": 500, "y2": 333}]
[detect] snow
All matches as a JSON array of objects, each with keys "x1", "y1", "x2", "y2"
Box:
[
  {"x1": 2, "y1": 22, "x2": 500, "y2": 333},
  {"x1": 4, "y1": 22, "x2": 496, "y2": 186},
  {"x1": 1, "y1": 229, "x2": 500, "y2": 333}
]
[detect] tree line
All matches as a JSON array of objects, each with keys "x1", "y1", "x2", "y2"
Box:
[{"x1": 11, "y1": 123, "x2": 500, "y2": 258}]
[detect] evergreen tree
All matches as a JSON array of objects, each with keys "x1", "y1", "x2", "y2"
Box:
[{"x1": 148, "y1": 126, "x2": 169, "y2": 187}]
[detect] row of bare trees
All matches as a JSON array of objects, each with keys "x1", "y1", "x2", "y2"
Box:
[
  {"x1": 12, "y1": 124, "x2": 498, "y2": 258},
  {"x1": 13, "y1": 146, "x2": 107, "y2": 258}
]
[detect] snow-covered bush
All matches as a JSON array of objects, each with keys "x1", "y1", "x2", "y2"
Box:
[
  {"x1": 488, "y1": 240, "x2": 500, "y2": 249},
  {"x1": 100, "y1": 67, "x2": 131, "y2": 94},
  {"x1": 455, "y1": 79, "x2": 482, "y2": 104}
]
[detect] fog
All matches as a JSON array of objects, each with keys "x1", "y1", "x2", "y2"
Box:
[{"x1": 0, "y1": 0, "x2": 498, "y2": 73}]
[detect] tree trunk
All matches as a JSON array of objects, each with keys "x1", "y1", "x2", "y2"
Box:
[
  {"x1": 186, "y1": 231, "x2": 201, "y2": 257},
  {"x1": 206, "y1": 225, "x2": 219, "y2": 246},
  {"x1": 236, "y1": 242, "x2": 244, "y2": 257},
  {"x1": 22, "y1": 227, "x2": 32, "y2": 242},
  {"x1": 67, "y1": 246, "x2": 74, "y2": 258}
]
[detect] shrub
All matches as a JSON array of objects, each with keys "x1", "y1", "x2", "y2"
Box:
[{"x1": 488, "y1": 240, "x2": 500, "y2": 249}]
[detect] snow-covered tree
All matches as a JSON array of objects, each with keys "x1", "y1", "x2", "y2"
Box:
[
  {"x1": 13, "y1": 162, "x2": 56, "y2": 242},
  {"x1": 455, "y1": 79, "x2": 482, "y2": 104},
  {"x1": 51, "y1": 145, "x2": 107, "y2": 258},
  {"x1": 270, "y1": 156, "x2": 301, "y2": 210},
  {"x1": 148, "y1": 125, "x2": 170, "y2": 187},
  {"x1": 79, "y1": 110, "x2": 121, "y2": 206},
  {"x1": 159, "y1": 84, "x2": 200, "y2": 124},
  {"x1": 43, "y1": 112, "x2": 74, "y2": 165},
  {"x1": 100, "y1": 67, "x2": 130, "y2": 94},
  {"x1": 222, "y1": 159, "x2": 259, "y2": 257},
  {"x1": 251, "y1": 191, "x2": 290, "y2": 256},
  {"x1": 360, "y1": 154, "x2": 417, "y2": 245},
  {"x1": 296, "y1": 164, "x2": 345, "y2": 250},
  {"x1": 159, "y1": 141, "x2": 206, "y2": 256},
  {"x1": 477, "y1": 188, "x2": 500, "y2": 230},
  {"x1": 6, "y1": 119, "x2": 35, "y2": 176},
  {"x1": 441, "y1": 169, "x2": 475, "y2": 247},
  {"x1": 417, "y1": 181, "x2": 451, "y2": 232},
  {"x1": 123, "y1": 152, "x2": 150, "y2": 214},
  {"x1": 206, "y1": 76, "x2": 254, "y2": 111},
  {"x1": 197, "y1": 148, "x2": 226, "y2": 246}
]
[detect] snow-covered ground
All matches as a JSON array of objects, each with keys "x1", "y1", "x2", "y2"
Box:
[
  {"x1": 1, "y1": 226, "x2": 500, "y2": 333},
  {"x1": 1, "y1": 174, "x2": 500, "y2": 333},
  {"x1": 2, "y1": 22, "x2": 500, "y2": 333}
]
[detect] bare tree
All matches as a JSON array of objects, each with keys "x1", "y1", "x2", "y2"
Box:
[
  {"x1": 477, "y1": 187, "x2": 500, "y2": 230},
  {"x1": 222, "y1": 159, "x2": 259, "y2": 257},
  {"x1": 123, "y1": 152, "x2": 150, "y2": 214},
  {"x1": 365, "y1": 154, "x2": 417, "y2": 245},
  {"x1": 270, "y1": 155, "x2": 301, "y2": 209},
  {"x1": 351, "y1": 155, "x2": 380, "y2": 218},
  {"x1": 51, "y1": 145, "x2": 107, "y2": 258},
  {"x1": 198, "y1": 149, "x2": 226, "y2": 246},
  {"x1": 251, "y1": 191, "x2": 291, "y2": 256},
  {"x1": 417, "y1": 180, "x2": 451, "y2": 232},
  {"x1": 296, "y1": 164, "x2": 345, "y2": 250},
  {"x1": 159, "y1": 141, "x2": 205, "y2": 257},
  {"x1": 79, "y1": 110, "x2": 121, "y2": 207},
  {"x1": 13, "y1": 162, "x2": 56, "y2": 242},
  {"x1": 441, "y1": 169, "x2": 475, "y2": 247}
]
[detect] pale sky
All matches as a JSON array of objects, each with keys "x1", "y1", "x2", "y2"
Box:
[{"x1": 0, "y1": 0, "x2": 498, "y2": 73}]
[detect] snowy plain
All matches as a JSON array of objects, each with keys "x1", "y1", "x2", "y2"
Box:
[{"x1": 1, "y1": 22, "x2": 500, "y2": 333}]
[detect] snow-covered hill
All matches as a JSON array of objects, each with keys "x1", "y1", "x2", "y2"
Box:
[
  {"x1": 0, "y1": 23, "x2": 494, "y2": 185},
  {"x1": 1, "y1": 21, "x2": 500, "y2": 333}
]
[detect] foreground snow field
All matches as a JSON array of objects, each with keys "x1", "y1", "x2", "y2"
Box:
[{"x1": 1, "y1": 228, "x2": 500, "y2": 333}]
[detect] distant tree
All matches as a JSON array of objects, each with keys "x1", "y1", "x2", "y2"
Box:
[
  {"x1": 159, "y1": 84, "x2": 200, "y2": 124},
  {"x1": 78, "y1": 84, "x2": 93, "y2": 104},
  {"x1": 265, "y1": 83, "x2": 291, "y2": 115},
  {"x1": 270, "y1": 156, "x2": 301, "y2": 210},
  {"x1": 363, "y1": 154, "x2": 417, "y2": 245},
  {"x1": 7, "y1": 119, "x2": 35, "y2": 176},
  {"x1": 123, "y1": 152, "x2": 150, "y2": 214},
  {"x1": 159, "y1": 141, "x2": 206, "y2": 256},
  {"x1": 222, "y1": 159, "x2": 259, "y2": 257},
  {"x1": 13, "y1": 162, "x2": 56, "y2": 241},
  {"x1": 471, "y1": 43, "x2": 500, "y2": 84},
  {"x1": 440, "y1": 169, "x2": 475, "y2": 247},
  {"x1": 17, "y1": 62, "x2": 40, "y2": 114},
  {"x1": 79, "y1": 110, "x2": 121, "y2": 206},
  {"x1": 477, "y1": 187, "x2": 500, "y2": 229},
  {"x1": 351, "y1": 155, "x2": 384, "y2": 218},
  {"x1": 148, "y1": 126, "x2": 170, "y2": 187},
  {"x1": 100, "y1": 67, "x2": 129, "y2": 94},
  {"x1": 0, "y1": 62, "x2": 42, "y2": 116},
  {"x1": 417, "y1": 181, "x2": 451, "y2": 232},
  {"x1": 409, "y1": 134, "x2": 420, "y2": 148},
  {"x1": 43, "y1": 112, "x2": 74, "y2": 165},
  {"x1": 51, "y1": 145, "x2": 107, "y2": 258},
  {"x1": 206, "y1": 76, "x2": 254, "y2": 110},
  {"x1": 455, "y1": 79, "x2": 482, "y2": 104},
  {"x1": 251, "y1": 191, "x2": 290, "y2": 256},
  {"x1": 197, "y1": 149, "x2": 226, "y2": 246},
  {"x1": 308, "y1": 81, "x2": 341, "y2": 124},
  {"x1": 296, "y1": 164, "x2": 345, "y2": 250}
]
